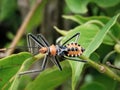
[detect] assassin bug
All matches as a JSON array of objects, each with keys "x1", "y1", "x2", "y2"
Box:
[{"x1": 19, "y1": 33, "x2": 87, "y2": 75}]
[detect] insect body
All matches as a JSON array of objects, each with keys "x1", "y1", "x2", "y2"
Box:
[
  {"x1": 39, "y1": 43, "x2": 84, "y2": 57},
  {"x1": 19, "y1": 33, "x2": 86, "y2": 75},
  {"x1": 66, "y1": 43, "x2": 85, "y2": 57}
]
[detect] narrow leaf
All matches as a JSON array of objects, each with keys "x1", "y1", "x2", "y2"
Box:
[{"x1": 84, "y1": 14, "x2": 120, "y2": 57}]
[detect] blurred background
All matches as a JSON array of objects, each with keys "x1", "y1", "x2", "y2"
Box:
[
  {"x1": 0, "y1": 0, "x2": 120, "y2": 50},
  {"x1": 0, "y1": 0, "x2": 120, "y2": 90}
]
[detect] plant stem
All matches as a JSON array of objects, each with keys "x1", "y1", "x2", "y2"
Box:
[
  {"x1": 103, "y1": 50, "x2": 116, "y2": 64},
  {"x1": 80, "y1": 55, "x2": 120, "y2": 82},
  {"x1": 6, "y1": 0, "x2": 42, "y2": 56}
]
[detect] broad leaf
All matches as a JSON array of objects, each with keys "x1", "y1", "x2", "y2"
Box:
[
  {"x1": 25, "y1": 61, "x2": 71, "y2": 90},
  {"x1": 65, "y1": 0, "x2": 89, "y2": 13},
  {"x1": 65, "y1": 0, "x2": 120, "y2": 13},
  {"x1": 63, "y1": 15, "x2": 120, "y2": 45},
  {"x1": 9, "y1": 54, "x2": 44, "y2": 90},
  {"x1": 0, "y1": 52, "x2": 32, "y2": 90},
  {"x1": 56, "y1": 14, "x2": 120, "y2": 90},
  {"x1": 57, "y1": 23, "x2": 99, "y2": 89}
]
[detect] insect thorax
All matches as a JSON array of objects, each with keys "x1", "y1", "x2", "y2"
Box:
[
  {"x1": 56, "y1": 45, "x2": 67, "y2": 56},
  {"x1": 56, "y1": 42, "x2": 85, "y2": 57}
]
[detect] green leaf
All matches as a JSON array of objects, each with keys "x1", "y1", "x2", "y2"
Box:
[
  {"x1": 90, "y1": 52, "x2": 100, "y2": 63},
  {"x1": 63, "y1": 15, "x2": 120, "y2": 45},
  {"x1": 9, "y1": 54, "x2": 44, "y2": 90},
  {"x1": 25, "y1": 61, "x2": 71, "y2": 90},
  {"x1": 93, "y1": 72, "x2": 118, "y2": 90},
  {"x1": 0, "y1": 0, "x2": 17, "y2": 21},
  {"x1": 93, "y1": 0, "x2": 120, "y2": 7},
  {"x1": 84, "y1": 14, "x2": 120, "y2": 57},
  {"x1": 54, "y1": 26, "x2": 68, "y2": 36},
  {"x1": 96, "y1": 44, "x2": 113, "y2": 61},
  {"x1": 0, "y1": 52, "x2": 32, "y2": 90},
  {"x1": 60, "y1": 24, "x2": 99, "y2": 90},
  {"x1": 57, "y1": 14, "x2": 120, "y2": 90},
  {"x1": 80, "y1": 82, "x2": 106, "y2": 90},
  {"x1": 10, "y1": 54, "x2": 71, "y2": 90},
  {"x1": 65, "y1": 0, "x2": 89, "y2": 13},
  {"x1": 105, "y1": 3, "x2": 120, "y2": 16},
  {"x1": 10, "y1": 54, "x2": 70, "y2": 90},
  {"x1": 63, "y1": 15, "x2": 109, "y2": 25},
  {"x1": 65, "y1": 0, "x2": 120, "y2": 13},
  {"x1": 26, "y1": 0, "x2": 48, "y2": 32}
]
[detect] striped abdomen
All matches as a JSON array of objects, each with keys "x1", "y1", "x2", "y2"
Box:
[{"x1": 66, "y1": 43, "x2": 85, "y2": 57}]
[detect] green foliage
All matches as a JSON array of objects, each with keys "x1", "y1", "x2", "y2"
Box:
[
  {"x1": 80, "y1": 82, "x2": 106, "y2": 90},
  {"x1": 0, "y1": 52, "x2": 32, "y2": 89},
  {"x1": 9, "y1": 54, "x2": 71, "y2": 90},
  {"x1": 57, "y1": 14, "x2": 120, "y2": 90},
  {"x1": 61, "y1": 23, "x2": 99, "y2": 89},
  {"x1": 25, "y1": 61, "x2": 71, "y2": 90},
  {"x1": 65, "y1": 0, "x2": 120, "y2": 14},
  {"x1": 63, "y1": 15, "x2": 120, "y2": 46},
  {"x1": 65, "y1": 0, "x2": 89, "y2": 13},
  {"x1": 0, "y1": 0, "x2": 120, "y2": 90},
  {"x1": 0, "y1": 0, "x2": 17, "y2": 21},
  {"x1": 26, "y1": 0, "x2": 48, "y2": 32},
  {"x1": 1, "y1": 14, "x2": 120, "y2": 90}
]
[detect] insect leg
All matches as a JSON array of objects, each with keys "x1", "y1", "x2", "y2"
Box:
[
  {"x1": 63, "y1": 56, "x2": 87, "y2": 63},
  {"x1": 37, "y1": 34, "x2": 50, "y2": 47},
  {"x1": 27, "y1": 33, "x2": 44, "y2": 47},
  {"x1": 27, "y1": 33, "x2": 45, "y2": 53},
  {"x1": 75, "y1": 33, "x2": 80, "y2": 43},
  {"x1": 19, "y1": 54, "x2": 49, "y2": 76},
  {"x1": 51, "y1": 56, "x2": 62, "y2": 71},
  {"x1": 62, "y1": 33, "x2": 80, "y2": 46},
  {"x1": 27, "y1": 33, "x2": 33, "y2": 53}
]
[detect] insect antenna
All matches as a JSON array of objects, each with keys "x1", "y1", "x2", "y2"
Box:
[
  {"x1": 0, "y1": 46, "x2": 39, "y2": 58},
  {"x1": 0, "y1": 46, "x2": 40, "y2": 52}
]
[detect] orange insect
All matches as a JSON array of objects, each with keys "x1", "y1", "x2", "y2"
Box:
[{"x1": 17, "y1": 33, "x2": 86, "y2": 75}]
